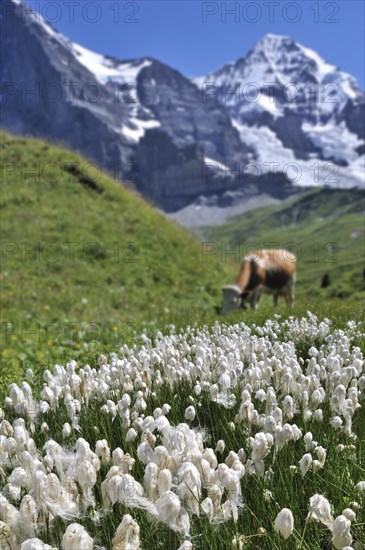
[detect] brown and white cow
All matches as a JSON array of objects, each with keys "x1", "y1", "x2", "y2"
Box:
[{"x1": 222, "y1": 249, "x2": 296, "y2": 313}]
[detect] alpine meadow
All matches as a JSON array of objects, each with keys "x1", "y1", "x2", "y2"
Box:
[{"x1": 1, "y1": 0, "x2": 365, "y2": 549}]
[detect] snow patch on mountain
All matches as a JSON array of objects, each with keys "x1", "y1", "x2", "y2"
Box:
[
  {"x1": 232, "y1": 120, "x2": 364, "y2": 189},
  {"x1": 121, "y1": 117, "x2": 161, "y2": 142},
  {"x1": 238, "y1": 93, "x2": 283, "y2": 117},
  {"x1": 72, "y1": 43, "x2": 151, "y2": 85},
  {"x1": 297, "y1": 44, "x2": 336, "y2": 81},
  {"x1": 303, "y1": 121, "x2": 363, "y2": 163},
  {"x1": 204, "y1": 157, "x2": 231, "y2": 173}
]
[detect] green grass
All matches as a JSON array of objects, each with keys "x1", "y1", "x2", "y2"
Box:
[{"x1": 0, "y1": 132, "x2": 235, "y2": 397}]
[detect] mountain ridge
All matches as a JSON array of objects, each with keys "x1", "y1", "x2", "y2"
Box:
[{"x1": 1, "y1": 0, "x2": 364, "y2": 218}]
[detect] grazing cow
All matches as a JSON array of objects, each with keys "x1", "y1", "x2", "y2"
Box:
[{"x1": 222, "y1": 249, "x2": 296, "y2": 313}]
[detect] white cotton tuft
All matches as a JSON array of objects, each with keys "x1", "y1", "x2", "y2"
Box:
[
  {"x1": 61, "y1": 523, "x2": 93, "y2": 550},
  {"x1": 0, "y1": 520, "x2": 16, "y2": 550},
  {"x1": 299, "y1": 453, "x2": 312, "y2": 476},
  {"x1": 274, "y1": 508, "x2": 294, "y2": 539},
  {"x1": 161, "y1": 404, "x2": 171, "y2": 415},
  {"x1": 331, "y1": 515, "x2": 352, "y2": 550},
  {"x1": 62, "y1": 423, "x2": 72, "y2": 439},
  {"x1": 201, "y1": 497, "x2": 214, "y2": 522},
  {"x1": 158, "y1": 469, "x2": 172, "y2": 495},
  {"x1": 126, "y1": 428, "x2": 138, "y2": 443},
  {"x1": 112, "y1": 514, "x2": 140, "y2": 550},
  {"x1": 20, "y1": 539, "x2": 57, "y2": 550},
  {"x1": 95, "y1": 439, "x2": 111, "y2": 464},
  {"x1": 342, "y1": 508, "x2": 356, "y2": 522},
  {"x1": 112, "y1": 448, "x2": 125, "y2": 466},
  {"x1": 155, "y1": 491, "x2": 181, "y2": 528},
  {"x1": 308, "y1": 494, "x2": 333, "y2": 529},
  {"x1": 184, "y1": 406, "x2": 196, "y2": 422}
]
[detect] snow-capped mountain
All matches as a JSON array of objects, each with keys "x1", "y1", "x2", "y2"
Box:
[
  {"x1": 1, "y1": 0, "x2": 364, "y2": 218},
  {"x1": 193, "y1": 33, "x2": 364, "y2": 189}
]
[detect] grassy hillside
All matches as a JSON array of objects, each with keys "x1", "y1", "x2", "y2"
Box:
[
  {"x1": 0, "y1": 132, "x2": 235, "y2": 392},
  {"x1": 1, "y1": 133, "x2": 364, "y2": 398},
  {"x1": 202, "y1": 187, "x2": 365, "y2": 303}
]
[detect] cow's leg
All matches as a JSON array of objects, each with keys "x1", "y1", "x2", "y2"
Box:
[
  {"x1": 287, "y1": 274, "x2": 295, "y2": 307},
  {"x1": 250, "y1": 287, "x2": 261, "y2": 310},
  {"x1": 273, "y1": 293, "x2": 279, "y2": 307}
]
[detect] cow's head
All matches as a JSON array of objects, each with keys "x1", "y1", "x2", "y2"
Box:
[{"x1": 221, "y1": 285, "x2": 242, "y2": 314}]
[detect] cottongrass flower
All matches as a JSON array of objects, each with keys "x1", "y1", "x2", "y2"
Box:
[
  {"x1": 20, "y1": 538, "x2": 57, "y2": 549},
  {"x1": 157, "y1": 469, "x2": 172, "y2": 495},
  {"x1": 274, "y1": 508, "x2": 294, "y2": 539},
  {"x1": 201, "y1": 497, "x2": 214, "y2": 522},
  {"x1": 232, "y1": 534, "x2": 246, "y2": 549},
  {"x1": 95, "y1": 439, "x2": 111, "y2": 464},
  {"x1": 331, "y1": 416, "x2": 343, "y2": 430},
  {"x1": 0, "y1": 520, "x2": 16, "y2": 550},
  {"x1": 308, "y1": 494, "x2": 333, "y2": 529},
  {"x1": 125, "y1": 428, "x2": 138, "y2": 443},
  {"x1": 62, "y1": 423, "x2": 72, "y2": 439},
  {"x1": 331, "y1": 515, "x2": 352, "y2": 549},
  {"x1": 184, "y1": 406, "x2": 196, "y2": 422},
  {"x1": 251, "y1": 432, "x2": 273, "y2": 462},
  {"x1": 299, "y1": 453, "x2": 312, "y2": 476},
  {"x1": 155, "y1": 491, "x2": 190, "y2": 535},
  {"x1": 355, "y1": 481, "x2": 365, "y2": 494},
  {"x1": 61, "y1": 523, "x2": 93, "y2": 550},
  {"x1": 112, "y1": 514, "x2": 140, "y2": 550}
]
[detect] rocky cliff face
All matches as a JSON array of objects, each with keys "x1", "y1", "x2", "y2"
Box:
[{"x1": 1, "y1": 1, "x2": 363, "y2": 214}]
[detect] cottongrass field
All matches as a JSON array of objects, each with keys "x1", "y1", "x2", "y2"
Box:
[{"x1": 0, "y1": 313, "x2": 364, "y2": 550}]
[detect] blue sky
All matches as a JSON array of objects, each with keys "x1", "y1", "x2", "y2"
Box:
[{"x1": 24, "y1": 0, "x2": 364, "y2": 87}]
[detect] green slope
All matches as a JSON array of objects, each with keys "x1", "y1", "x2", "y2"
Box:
[
  {"x1": 1, "y1": 133, "x2": 364, "y2": 397},
  {"x1": 202, "y1": 187, "x2": 365, "y2": 302},
  {"x1": 0, "y1": 132, "x2": 234, "y2": 390}
]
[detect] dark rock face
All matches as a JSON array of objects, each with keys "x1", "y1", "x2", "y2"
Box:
[
  {"x1": 1, "y1": 2, "x2": 363, "y2": 213},
  {"x1": 137, "y1": 61, "x2": 247, "y2": 164},
  {"x1": 270, "y1": 112, "x2": 321, "y2": 160},
  {"x1": 339, "y1": 98, "x2": 365, "y2": 140},
  {"x1": 1, "y1": 0, "x2": 135, "y2": 174},
  {"x1": 1, "y1": 0, "x2": 258, "y2": 210}
]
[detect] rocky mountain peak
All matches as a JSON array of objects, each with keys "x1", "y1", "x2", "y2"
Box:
[{"x1": 1, "y1": 4, "x2": 363, "y2": 220}]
